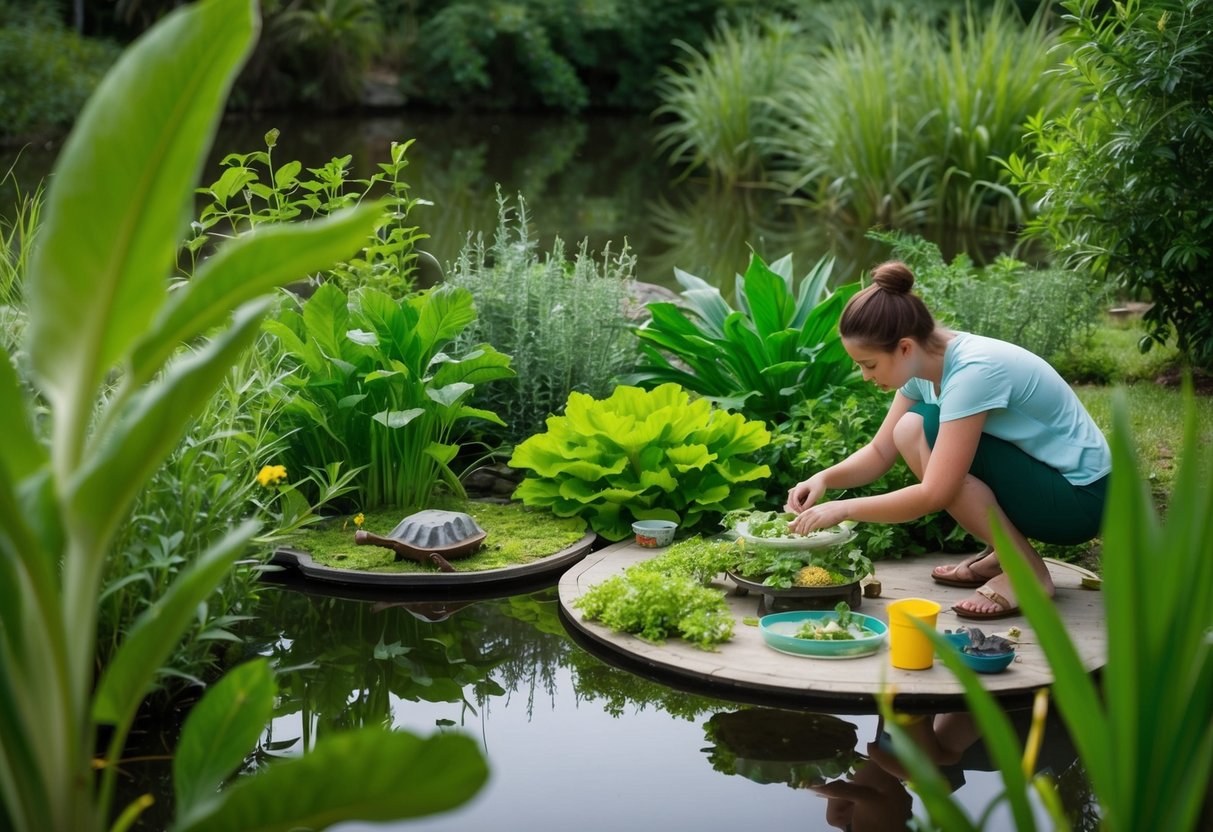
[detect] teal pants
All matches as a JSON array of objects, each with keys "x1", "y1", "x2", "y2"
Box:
[{"x1": 909, "y1": 402, "x2": 1107, "y2": 544}]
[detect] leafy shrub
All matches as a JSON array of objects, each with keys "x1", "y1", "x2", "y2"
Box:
[
  {"x1": 1006, "y1": 0, "x2": 1213, "y2": 369},
  {"x1": 0, "y1": 6, "x2": 120, "y2": 142},
  {"x1": 265, "y1": 282, "x2": 514, "y2": 511},
  {"x1": 508, "y1": 383, "x2": 771, "y2": 540},
  {"x1": 447, "y1": 191, "x2": 638, "y2": 445},
  {"x1": 623, "y1": 251, "x2": 861, "y2": 426},
  {"x1": 760, "y1": 385, "x2": 975, "y2": 560},
  {"x1": 186, "y1": 130, "x2": 427, "y2": 298},
  {"x1": 869, "y1": 229, "x2": 1106, "y2": 362}
]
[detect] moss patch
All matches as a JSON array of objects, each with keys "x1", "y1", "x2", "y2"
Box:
[{"x1": 292, "y1": 501, "x2": 589, "y2": 574}]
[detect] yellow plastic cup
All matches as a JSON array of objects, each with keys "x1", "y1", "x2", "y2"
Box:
[{"x1": 888, "y1": 598, "x2": 942, "y2": 670}]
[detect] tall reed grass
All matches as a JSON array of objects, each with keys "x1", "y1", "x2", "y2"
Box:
[
  {"x1": 653, "y1": 17, "x2": 806, "y2": 186},
  {"x1": 770, "y1": 4, "x2": 1074, "y2": 228}
]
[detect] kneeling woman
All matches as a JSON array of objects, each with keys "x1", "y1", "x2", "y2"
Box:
[{"x1": 785, "y1": 261, "x2": 1110, "y2": 619}]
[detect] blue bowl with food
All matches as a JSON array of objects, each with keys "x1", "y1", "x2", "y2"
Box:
[{"x1": 956, "y1": 646, "x2": 1016, "y2": 673}]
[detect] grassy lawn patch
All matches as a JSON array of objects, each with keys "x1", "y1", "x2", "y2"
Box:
[{"x1": 293, "y1": 500, "x2": 588, "y2": 574}]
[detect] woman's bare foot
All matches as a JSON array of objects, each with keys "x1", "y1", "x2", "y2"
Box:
[{"x1": 931, "y1": 547, "x2": 1001, "y2": 587}]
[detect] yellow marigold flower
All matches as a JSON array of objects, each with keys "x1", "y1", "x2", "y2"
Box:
[
  {"x1": 256, "y1": 464, "x2": 288, "y2": 487},
  {"x1": 354, "y1": 512, "x2": 365, "y2": 528}
]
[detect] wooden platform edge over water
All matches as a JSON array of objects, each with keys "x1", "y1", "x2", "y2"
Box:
[{"x1": 558, "y1": 541, "x2": 1107, "y2": 710}]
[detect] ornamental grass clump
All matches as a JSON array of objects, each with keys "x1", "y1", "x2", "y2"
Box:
[{"x1": 509, "y1": 383, "x2": 771, "y2": 541}]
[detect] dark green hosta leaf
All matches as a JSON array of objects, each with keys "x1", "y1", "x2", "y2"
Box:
[{"x1": 172, "y1": 729, "x2": 488, "y2": 832}]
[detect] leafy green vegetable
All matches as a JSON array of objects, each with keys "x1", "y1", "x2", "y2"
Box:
[
  {"x1": 793, "y1": 603, "x2": 869, "y2": 640},
  {"x1": 509, "y1": 383, "x2": 771, "y2": 540},
  {"x1": 573, "y1": 571, "x2": 734, "y2": 650},
  {"x1": 734, "y1": 542, "x2": 873, "y2": 589},
  {"x1": 628, "y1": 535, "x2": 745, "y2": 585}
]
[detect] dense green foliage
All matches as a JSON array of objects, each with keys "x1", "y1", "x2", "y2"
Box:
[
  {"x1": 0, "y1": 2, "x2": 119, "y2": 143},
  {"x1": 509, "y1": 383, "x2": 771, "y2": 540},
  {"x1": 264, "y1": 281, "x2": 514, "y2": 511},
  {"x1": 447, "y1": 191, "x2": 638, "y2": 445},
  {"x1": 1007, "y1": 0, "x2": 1213, "y2": 369},
  {"x1": 187, "y1": 131, "x2": 426, "y2": 298},
  {"x1": 625, "y1": 251, "x2": 860, "y2": 425},
  {"x1": 870, "y1": 229, "x2": 1106, "y2": 362},
  {"x1": 887, "y1": 390, "x2": 1212, "y2": 832},
  {"x1": 0, "y1": 0, "x2": 485, "y2": 829}
]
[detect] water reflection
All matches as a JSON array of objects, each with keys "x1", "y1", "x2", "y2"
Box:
[{"x1": 235, "y1": 581, "x2": 1095, "y2": 832}]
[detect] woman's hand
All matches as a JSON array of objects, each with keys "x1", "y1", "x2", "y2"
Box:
[
  {"x1": 785, "y1": 473, "x2": 827, "y2": 514},
  {"x1": 789, "y1": 500, "x2": 851, "y2": 535}
]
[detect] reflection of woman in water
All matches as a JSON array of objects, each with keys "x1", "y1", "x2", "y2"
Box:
[{"x1": 811, "y1": 709, "x2": 1077, "y2": 831}]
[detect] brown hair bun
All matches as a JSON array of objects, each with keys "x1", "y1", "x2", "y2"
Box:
[{"x1": 871, "y1": 261, "x2": 914, "y2": 294}]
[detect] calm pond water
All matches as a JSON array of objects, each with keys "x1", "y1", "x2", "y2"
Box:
[
  {"x1": 11, "y1": 111, "x2": 1083, "y2": 829},
  {"x1": 219, "y1": 574, "x2": 1094, "y2": 832}
]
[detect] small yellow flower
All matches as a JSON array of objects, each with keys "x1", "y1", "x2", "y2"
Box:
[
  {"x1": 256, "y1": 464, "x2": 288, "y2": 487},
  {"x1": 354, "y1": 512, "x2": 365, "y2": 528}
]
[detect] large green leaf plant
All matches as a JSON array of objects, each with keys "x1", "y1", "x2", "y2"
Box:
[
  {"x1": 883, "y1": 389, "x2": 1212, "y2": 831},
  {"x1": 0, "y1": 1, "x2": 485, "y2": 830},
  {"x1": 622, "y1": 252, "x2": 861, "y2": 425},
  {"x1": 509, "y1": 383, "x2": 771, "y2": 540},
  {"x1": 264, "y1": 280, "x2": 514, "y2": 510}
]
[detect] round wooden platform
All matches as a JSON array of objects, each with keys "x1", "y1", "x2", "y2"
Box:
[{"x1": 558, "y1": 541, "x2": 1106, "y2": 710}]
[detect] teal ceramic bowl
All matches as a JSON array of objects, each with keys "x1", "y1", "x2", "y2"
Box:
[
  {"x1": 759, "y1": 610, "x2": 887, "y2": 659},
  {"x1": 956, "y1": 647, "x2": 1016, "y2": 674}
]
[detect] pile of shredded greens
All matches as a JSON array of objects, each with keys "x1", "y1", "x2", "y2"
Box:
[{"x1": 793, "y1": 603, "x2": 873, "y2": 641}]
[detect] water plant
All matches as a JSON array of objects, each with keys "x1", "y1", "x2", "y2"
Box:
[
  {"x1": 623, "y1": 251, "x2": 860, "y2": 426},
  {"x1": 653, "y1": 16, "x2": 805, "y2": 185},
  {"x1": 265, "y1": 281, "x2": 515, "y2": 511},
  {"x1": 0, "y1": 0, "x2": 485, "y2": 828},
  {"x1": 768, "y1": 4, "x2": 1074, "y2": 229},
  {"x1": 447, "y1": 190, "x2": 639, "y2": 445},
  {"x1": 509, "y1": 383, "x2": 771, "y2": 540},
  {"x1": 884, "y1": 388, "x2": 1213, "y2": 831}
]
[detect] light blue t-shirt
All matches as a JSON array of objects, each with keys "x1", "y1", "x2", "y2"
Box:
[{"x1": 899, "y1": 332, "x2": 1111, "y2": 485}]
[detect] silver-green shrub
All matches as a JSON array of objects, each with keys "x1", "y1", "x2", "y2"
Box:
[{"x1": 448, "y1": 191, "x2": 639, "y2": 445}]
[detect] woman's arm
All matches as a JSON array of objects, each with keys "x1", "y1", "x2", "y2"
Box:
[
  {"x1": 788, "y1": 408, "x2": 987, "y2": 532},
  {"x1": 785, "y1": 393, "x2": 915, "y2": 513}
]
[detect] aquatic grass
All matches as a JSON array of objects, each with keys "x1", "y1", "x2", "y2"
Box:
[
  {"x1": 653, "y1": 16, "x2": 806, "y2": 186},
  {"x1": 770, "y1": 4, "x2": 1075, "y2": 229},
  {"x1": 0, "y1": 168, "x2": 40, "y2": 309}
]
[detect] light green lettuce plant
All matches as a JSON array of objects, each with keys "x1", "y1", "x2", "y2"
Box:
[
  {"x1": 509, "y1": 383, "x2": 772, "y2": 540},
  {"x1": 622, "y1": 252, "x2": 860, "y2": 426},
  {"x1": 884, "y1": 388, "x2": 1213, "y2": 831},
  {"x1": 265, "y1": 280, "x2": 514, "y2": 510},
  {"x1": 0, "y1": 0, "x2": 485, "y2": 829}
]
